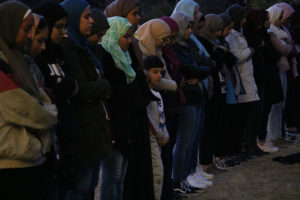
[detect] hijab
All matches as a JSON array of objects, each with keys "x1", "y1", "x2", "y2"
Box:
[
  {"x1": 104, "y1": 0, "x2": 139, "y2": 18},
  {"x1": 171, "y1": 11, "x2": 193, "y2": 47},
  {"x1": 171, "y1": 0, "x2": 199, "y2": 17},
  {"x1": 34, "y1": 3, "x2": 68, "y2": 62},
  {"x1": 267, "y1": 5, "x2": 283, "y2": 25},
  {"x1": 61, "y1": 0, "x2": 104, "y2": 74},
  {"x1": 101, "y1": 16, "x2": 136, "y2": 84},
  {"x1": 244, "y1": 8, "x2": 267, "y2": 36},
  {"x1": 226, "y1": 4, "x2": 245, "y2": 32},
  {"x1": 160, "y1": 16, "x2": 179, "y2": 33},
  {"x1": 267, "y1": 5, "x2": 287, "y2": 40},
  {"x1": 276, "y1": 2, "x2": 295, "y2": 23},
  {"x1": 135, "y1": 19, "x2": 171, "y2": 56},
  {"x1": 90, "y1": 8, "x2": 109, "y2": 36},
  {"x1": 200, "y1": 14, "x2": 222, "y2": 46},
  {"x1": 34, "y1": 3, "x2": 68, "y2": 32},
  {"x1": 0, "y1": 1, "x2": 41, "y2": 100}
]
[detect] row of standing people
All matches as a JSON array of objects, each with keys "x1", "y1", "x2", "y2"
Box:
[{"x1": 0, "y1": 0, "x2": 299, "y2": 200}]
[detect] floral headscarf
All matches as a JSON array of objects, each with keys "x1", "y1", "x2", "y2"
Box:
[{"x1": 101, "y1": 16, "x2": 136, "y2": 84}]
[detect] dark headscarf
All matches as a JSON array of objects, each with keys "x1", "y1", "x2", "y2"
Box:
[
  {"x1": 200, "y1": 14, "x2": 223, "y2": 46},
  {"x1": 218, "y1": 13, "x2": 232, "y2": 31},
  {"x1": 0, "y1": 1, "x2": 41, "y2": 100},
  {"x1": 90, "y1": 8, "x2": 109, "y2": 36},
  {"x1": 61, "y1": 0, "x2": 104, "y2": 74},
  {"x1": 33, "y1": 3, "x2": 68, "y2": 33},
  {"x1": 243, "y1": 7, "x2": 267, "y2": 36},
  {"x1": 34, "y1": 3, "x2": 68, "y2": 63},
  {"x1": 226, "y1": 4, "x2": 245, "y2": 32},
  {"x1": 104, "y1": 0, "x2": 139, "y2": 18}
]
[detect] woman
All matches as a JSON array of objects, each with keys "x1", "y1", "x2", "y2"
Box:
[
  {"x1": 104, "y1": 0, "x2": 143, "y2": 69},
  {"x1": 172, "y1": 0, "x2": 200, "y2": 23},
  {"x1": 226, "y1": 4, "x2": 262, "y2": 157},
  {"x1": 171, "y1": 11, "x2": 211, "y2": 193},
  {"x1": 266, "y1": 4, "x2": 293, "y2": 144},
  {"x1": 60, "y1": 0, "x2": 112, "y2": 199},
  {"x1": 276, "y1": 2, "x2": 298, "y2": 142},
  {"x1": 0, "y1": 1, "x2": 57, "y2": 200},
  {"x1": 244, "y1": 8, "x2": 283, "y2": 153},
  {"x1": 135, "y1": 19, "x2": 173, "y2": 79},
  {"x1": 101, "y1": 16, "x2": 155, "y2": 200}
]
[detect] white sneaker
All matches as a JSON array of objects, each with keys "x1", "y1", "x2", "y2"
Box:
[
  {"x1": 196, "y1": 167, "x2": 214, "y2": 179},
  {"x1": 187, "y1": 175, "x2": 207, "y2": 189},
  {"x1": 193, "y1": 173, "x2": 213, "y2": 187},
  {"x1": 257, "y1": 143, "x2": 279, "y2": 153}
]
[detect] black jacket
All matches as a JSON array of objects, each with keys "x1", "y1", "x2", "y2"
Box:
[
  {"x1": 60, "y1": 37, "x2": 111, "y2": 169},
  {"x1": 174, "y1": 42, "x2": 211, "y2": 105}
]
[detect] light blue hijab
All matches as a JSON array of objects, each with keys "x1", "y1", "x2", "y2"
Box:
[
  {"x1": 171, "y1": 0, "x2": 198, "y2": 17},
  {"x1": 172, "y1": 0, "x2": 209, "y2": 57}
]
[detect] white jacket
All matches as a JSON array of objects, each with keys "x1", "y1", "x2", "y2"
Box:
[{"x1": 226, "y1": 29, "x2": 260, "y2": 103}]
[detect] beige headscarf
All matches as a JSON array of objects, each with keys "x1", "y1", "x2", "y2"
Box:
[
  {"x1": 135, "y1": 19, "x2": 171, "y2": 78},
  {"x1": 200, "y1": 14, "x2": 222, "y2": 46},
  {"x1": 135, "y1": 19, "x2": 171, "y2": 56}
]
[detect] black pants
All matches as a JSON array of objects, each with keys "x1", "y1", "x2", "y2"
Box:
[
  {"x1": 200, "y1": 94, "x2": 225, "y2": 165},
  {"x1": 0, "y1": 162, "x2": 51, "y2": 200},
  {"x1": 235, "y1": 101, "x2": 260, "y2": 149}
]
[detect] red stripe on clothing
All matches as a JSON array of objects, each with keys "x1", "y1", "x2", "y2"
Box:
[{"x1": 0, "y1": 71, "x2": 18, "y2": 93}]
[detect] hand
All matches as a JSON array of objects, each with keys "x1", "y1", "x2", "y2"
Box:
[
  {"x1": 158, "y1": 137, "x2": 169, "y2": 147},
  {"x1": 186, "y1": 78, "x2": 199, "y2": 85}
]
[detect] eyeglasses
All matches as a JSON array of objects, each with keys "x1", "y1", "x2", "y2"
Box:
[{"x1": 54, "y1": 24, "x2": 67, "y2": 31}]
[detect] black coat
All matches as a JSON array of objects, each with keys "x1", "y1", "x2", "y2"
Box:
[
  {"x1": 60, "y1": 37, "x2": 111, "y2": 169},
  {"x1": 94, "y1": 44, "x2": 155, "y2": 200},
  {"x1": 246, "y1": 30, "x2": 283, "y2": 104}
]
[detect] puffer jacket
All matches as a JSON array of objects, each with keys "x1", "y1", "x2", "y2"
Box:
[
  {"x1": 0, "y1": 58, "x2": 57, "y2": 169},
  {"x1": 226, "y1": 29, "x2": 260, "y2": 103}
]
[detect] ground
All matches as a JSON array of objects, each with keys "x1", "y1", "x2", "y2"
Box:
[
  {"x1": 95, "y1": 136, "x2": 300, "y2": 200},
  {"x1": 187, "y1": 136, "x2": 300, "y2": 200}
]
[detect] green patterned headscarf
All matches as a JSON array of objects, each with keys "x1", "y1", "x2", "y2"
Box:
[{"x1": 101, "y1": 16, "x2": 136, "y2": 84}]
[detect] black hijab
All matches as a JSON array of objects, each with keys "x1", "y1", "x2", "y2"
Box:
[{"x1": 226, "y1": 4, "x2": 245, "y2": 32}]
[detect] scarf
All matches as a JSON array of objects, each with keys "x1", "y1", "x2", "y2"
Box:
[
  {"x1": 104, "y1": 0, "x2": 139, "y2": 18},
  {"x1": 200, "y1": 14, "x2": 223, "y2": 47},
  {"x1": 0, "y1": 1, "x2": 42, "y2": 101},
  {"x1": 101, "y1": 16, "x2": 136, "y2": 84},
  {"x1": 171, "y1": 11, "x2": 193, "y2": 47},
  {"x1": 61, "y1": 0, "x2": 104, "y2": 74},
  {"x1": 171, "y1": 0, "x2": 199, "y2": 17},
  {"x1": 226, "y1": 4, "x2": 245, "y2": 32}
]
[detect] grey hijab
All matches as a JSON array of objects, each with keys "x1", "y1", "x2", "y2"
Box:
[
  {"x1": 200, "y1": 14, "x2": 222, "y2": 46},
  {"x1": 0, "y1": 1, "x2": 41, "y2": 100},
  {"x1": 171, "y1": 11, "x2": 193, "y2": 47}
]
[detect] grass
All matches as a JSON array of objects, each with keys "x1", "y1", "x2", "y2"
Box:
[{"x1": 188, "y1": 136, "x2": 300, "y2": 200}]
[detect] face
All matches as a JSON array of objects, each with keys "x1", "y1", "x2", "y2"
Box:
[
  {"x1": 88, "y1": 29, "x2": 107, "y2": 44},
  {"x1": 51, "y1": 17, "x2": 67, "y2": 44},
  {"x1": 222, "y1": 21, "x2": 234, "y2": 37},
  {"x1": 264, "y1": 13, "x2": 271, "y2": 29},
  {"x1": 119, "y1": 28, "x2": 132, "y2": 51},
  {"x1": 184, "y1": 22, "x2": 193, "y2": 39},
  {"x1": 80, "y1": 6, "x2": 94, "y2": 36},
  {"x1": 149, "y1": 67, "x2": 162, "y2": 87},
  {"x1": 193, "y1": 7, "x2": 199, "y2": 23},
  {"x1": 126, "y1": 6, "x2": 141, "y2": 27},
  {"x1": 193, "y1": 20, "x2": 205, "y2": 37},
  {"x1": 15, "y1": 13, "x2": 34, "y2": 52},
  {"x1": 240, "y1": 16, "x2": 247, "y2": 28},
  {"x1": 30, "y1": 28, "x2": 49, "y2": 57}
]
